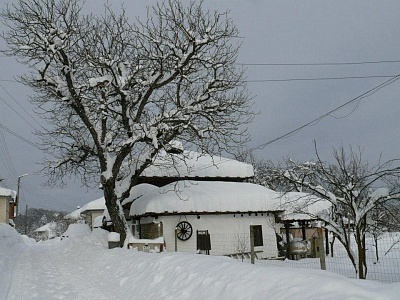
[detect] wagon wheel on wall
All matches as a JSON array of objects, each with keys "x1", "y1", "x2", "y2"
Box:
[{"x1": 176, "y1": 221, "x2": 193, "y2": 241}]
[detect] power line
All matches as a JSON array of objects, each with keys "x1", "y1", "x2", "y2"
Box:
[
  {"x1": 0, "y1": 129, "x2": 18, "y2": 181},
  {"x1": 0, "y1": 95, "x2": 39, "y2": 131},
  {"x1": 245, "y1": 75, "x2": 397, "y2": 83},
  {"x1": 1, "y1": 75, "x2": 400, "y2": 84},
  {"x1": 2, "y1": 53, "x2": 400, "y2": 65},
  {"x1": 183, "y1": 73, "x2": 400, "y2": 173},
  {"x1": 252, "y1": 74, "x2": 400, "y2": 151},
  {"x1": 0, "y1": 123, "x2": 41, "y2": 149},
  {"x1": 0, "y1": 83, "x2": 46, "y2": 130},
  {"x1": 237, "y1": 59, "x2": 400, "y2": 66},
  {"x1": 0, "y1": 127, "x2": 74, "y2": 210},
  {"x1": 20, "y1": 185, "x2": 73, "y2": 210}
]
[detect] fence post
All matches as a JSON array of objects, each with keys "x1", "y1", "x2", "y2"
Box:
[
  {"x1": 325, "y1": 228, "x2": 330, "y2": 256},
  {"x1": 175, "y1": 227, "x2": 178, "y2": 252},
  {"x1": 318, "y1": 227, "x2": 326, "y2": 270},
  {"x1": 285, "y1": 223, "x2": 291, "y2": 259},
  {"x1": 250, "y1": 225, "x2": 255, "y2": 264}
]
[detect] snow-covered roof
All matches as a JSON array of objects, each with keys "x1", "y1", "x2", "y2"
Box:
[
  {"x1": 130, "y1": 181, "x2": 282, "y2": 217},
  {"x1": 64, "y1": 206, "x2": 84, "y2": 219},
  {"x1": 35, "y1": 221, "x2": 56, "y2": 233},
  {"x1": 121, "y1": 183, "x2": 159, "y2": 206},
  {"x1": 276, "y1": 192, "x2": 331, "y2": 221},
  {"x1": 0, "y1": 187, "x2": 16, "y2": 198},
  {"x1": 80, "y1": 197, "x2": 106, "y2": 214},
  {"x1": 141, "y1": 150, "x2": 254, "y2": 179}
]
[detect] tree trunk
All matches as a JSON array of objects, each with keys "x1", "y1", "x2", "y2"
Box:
[
  {"x1": 330, "y1": 235, "x2": 335, "y2": 257},
  {"x1": 356, "y1": 226, "x2": 368, "y2": 279},
  {"x1": 373, "y1": 234, "x2": 379, "y2": 263},
  {"x1": 103, "y1": 184, "x2": 128, "y2": 247},
  {"x1": 337, "y1": 234, "x2": 358, "y2": 278}
]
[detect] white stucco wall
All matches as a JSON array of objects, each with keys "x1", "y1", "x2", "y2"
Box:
[
  {"x1": 140, "y1": 213, "x2": 279, "y2": 258},
  {"x1": 0, "y1": 197, "x2": 9, "y2": 223},
  {"x1": 85, "y1": 210, "x2": 105, "y2": 229}
]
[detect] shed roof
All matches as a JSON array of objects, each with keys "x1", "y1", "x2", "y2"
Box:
[
  {"x1": 80, "y1": 197, "x2": 106, "y2": 214},
  {"x1": 277, "y1": 192, "x2": 331, "y2": 221}
]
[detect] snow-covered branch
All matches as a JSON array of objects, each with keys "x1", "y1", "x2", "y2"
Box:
[{"x1": 1, "y1": 0, "x2": 253, "y2": 245}]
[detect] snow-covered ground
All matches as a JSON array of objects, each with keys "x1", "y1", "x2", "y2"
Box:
[
  {"x1": 1, "y1": 224, "x2": 400, "y2": 300},
  {"x1": 260, "y1": 232, "x2": 400, "y2": 283}
]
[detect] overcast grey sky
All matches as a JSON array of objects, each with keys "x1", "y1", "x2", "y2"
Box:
[{"x1": 1, "y1": 0, "x2": 400, "y2": 212}]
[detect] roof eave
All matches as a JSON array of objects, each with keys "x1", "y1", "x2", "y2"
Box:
[{"x1": 131, "y1": 209, "x2": 283, "y2": 219}]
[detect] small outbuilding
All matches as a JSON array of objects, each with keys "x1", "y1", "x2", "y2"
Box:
[
  {"x1": 275, "y1": 192, "x2": 332, "y2": 258},
  {"x1": 79, "y1": 197, "x2": 106, "y2": 230},
  {"x1": 35, "y1": 221, "x2": 57, "y2": 241},
  {"x1": 0, "y1": 187, "x2": 16, "y2": 225}
]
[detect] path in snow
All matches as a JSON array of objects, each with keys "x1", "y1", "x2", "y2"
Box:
[
  {"x1": 7, "y1": 244, "x2": 117, "y2": 300},
  {"x1": 2, "y1": 224, "x2": 400, "y2": 300}
]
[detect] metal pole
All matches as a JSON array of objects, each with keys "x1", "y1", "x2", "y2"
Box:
[{"x1": 15, "y1": 174, "x2": 28, "y2": 229}]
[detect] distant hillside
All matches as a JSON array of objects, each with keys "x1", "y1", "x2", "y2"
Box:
[{"x1": 16, "y1": 207, "x2": 72, "y2": 238}]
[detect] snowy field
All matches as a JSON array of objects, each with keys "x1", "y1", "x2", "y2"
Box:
[{"x1": 1, "y1": 224, "x2": 400, "y2": 300}]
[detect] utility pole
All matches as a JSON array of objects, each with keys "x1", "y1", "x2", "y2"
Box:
[
  {"x1": 15, "y1": 173, "x2": 28, "y2": 229},
  {"x1": 25, "y1": 204, "x2": 28, "y2": 235}
]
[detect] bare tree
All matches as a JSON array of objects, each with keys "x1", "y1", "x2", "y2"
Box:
[
  {"x1": 270, "y1": 144, "x2": 400, "y2": 279},
  {"x1": 368, "y1": 203, "x2": 400, "y2": 262},
  {"x1": 234, "y1": 232, "x2": 250, "y2": 262},
  {"x1": 234, "y1": 149, "x2": 292, "y2": 191},
  {"x1": 1, "y1": 0, "x2": 253, "y2": 245}
]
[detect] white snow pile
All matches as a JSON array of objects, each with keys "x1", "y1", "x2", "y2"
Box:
[
  {"x1": 1, "y1": 223, "x2": 400, "y2": 299},
  {"x1": 121, "y1": 183, "x2": 159, "y2": 206},
  {"x1": 60, "y1": 223, "x2": 91, "y2": 240},
  {"x1": 130, "y1": 181, "x2": 280, "y2": 216},
  {"x1": 0, "y1": 224, "x2": 35, "y2": 295},
  {"x1": 142, "y1": 150, "x2": 254, "y2": 179}
]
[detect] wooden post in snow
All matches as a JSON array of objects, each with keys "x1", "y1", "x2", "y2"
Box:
[
  {"x1": 325, "y1": 228, "x2": 330, "y2": 256},
  {"x1": 174, "y1": 227, "x2": 178, "y2": 252},
  {"x1": 285, "y1": 223, "x2": 291, "y2": 259},
  {"x1": 250, "y1": 225, "x2": 255, "y2": 264},
  {"x1": 317, "y1": 227, "x2": 326, "y2": 270}
]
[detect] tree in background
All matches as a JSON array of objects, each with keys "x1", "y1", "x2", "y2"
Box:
[
  {"x1": 269, "y1": 144, "x2": 400, "y2": 279},
  {"x1": 234, "y1": 149, "x2": 292, "y2": 192},
  {"x1": 16, "y1": 207, "x2": 72, "y2": 239},
  {"x1": 367, "y1": 202, "x2": 400, "y2": 262},
  {"x1": 1, "y1": 0, "x2": 252, "y2": 245}
]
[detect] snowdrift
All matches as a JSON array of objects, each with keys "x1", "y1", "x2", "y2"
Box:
[{"x1": 1, "y1": 224, "x2": 400, "y2": 299}]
